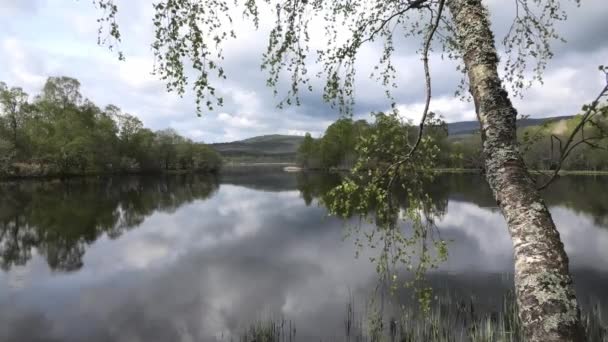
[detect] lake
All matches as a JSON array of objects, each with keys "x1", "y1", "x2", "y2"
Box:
[{"x1": 1, "y1": 169, "x2": 607, "y2": 341}]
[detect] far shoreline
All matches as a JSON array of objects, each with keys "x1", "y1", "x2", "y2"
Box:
[{"x1": 2, "y1": 166, "x2": 608, "y2": 182}]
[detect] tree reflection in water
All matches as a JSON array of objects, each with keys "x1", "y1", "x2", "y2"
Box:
[
  {"x1": 3, "y1": 171, "x2": 606, "y2": 274},
  {"x1": 0, "y1": 171, "x2": 607, "y2": 341},
  {"x1": 0, "y1": 174, "x2": 218, "y2": 271}
]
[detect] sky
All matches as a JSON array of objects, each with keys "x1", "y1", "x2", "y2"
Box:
[{"x1": 0, "y1": 0, "x2": 606, "y2": 143}]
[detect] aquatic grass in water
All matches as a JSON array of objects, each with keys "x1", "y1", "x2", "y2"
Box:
[
  {"x1": 240, "y1": 318, "x2": 296, "y2": 342},
  {"x1": 374, "y1": 290, "x2": 605, "y2": 342},
  {"x1": 235, "y1": 291, "x2": 607, "y2": 342}
]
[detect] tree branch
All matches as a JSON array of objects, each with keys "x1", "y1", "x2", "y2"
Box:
[
  {"x1": 386, "y1": 0, "x2": 446, "y2": 204},
  {"x1": 361, "y1": 0, "x2": 433, "y2": 45},
  {"x1": 537, "y1": 71, "x2": 608, "y2": 190}
]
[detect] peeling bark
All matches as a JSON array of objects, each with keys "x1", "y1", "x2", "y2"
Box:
[{"x1": 446, "y1": 0, "x2": 586, "y2": 340}]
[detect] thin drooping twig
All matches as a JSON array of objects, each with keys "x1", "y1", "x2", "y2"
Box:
[
  {"x1": 409, "y1": 0, "x2": 445, "y2": 158},
  {"x1": 537, "y1": 72, "x2": 608, "y2": 190},
  {"x1": 383, "y1": 0, "x2": 446, "y2": 219},
  {"x1": 385, "y1": 0, "x2": 446, "y2": 189},
  {"x1": 360, "y1": 0, "x2": 432, "y2": 45}
]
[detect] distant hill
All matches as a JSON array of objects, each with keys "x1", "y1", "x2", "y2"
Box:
[
  {"x1": 210, "y1": 134, "x2": 305, "y2": 162},
  {"x1": 210, "y1": 116, "x2": 575, "y2": 161},
  {"x1": 447, "y1": 115, "x2": 574, "y2": 136}
]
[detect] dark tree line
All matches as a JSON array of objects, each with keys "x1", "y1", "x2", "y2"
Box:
[
  {"x1": 298, "y1": 112, "x2": 608, "y2": 172},
  {"x1": 297, "y1": 118, "x2": 371, "y2": 170},
  {"x1": 297, "y1": 113, "x2": 448, "y2": 171},
  {"x1": 0, "y1": 76, "x2": 222, "y2": 178}
]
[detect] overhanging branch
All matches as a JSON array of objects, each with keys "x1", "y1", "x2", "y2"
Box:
[{"x1": 386, "y1": 0, "x2": 446, "y2": 206}]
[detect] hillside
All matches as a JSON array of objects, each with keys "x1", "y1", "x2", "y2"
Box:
[
  {"x1": 210, "y1": 134, "x2": 305, "y2": 162},
  {"x1": 210, "y1": 116, "x2": 575, "y2": 162},
  {"x1": 447, "y1": 115, "x2": 573, "y2": 136}
]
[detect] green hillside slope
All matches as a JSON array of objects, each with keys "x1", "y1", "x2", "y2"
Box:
[
  {"x1": 210, "y1": 134, "x2": 305, "y2": 162},
  {"x1": 447, "y1": 115, "x2": 573, "y2": 135}
]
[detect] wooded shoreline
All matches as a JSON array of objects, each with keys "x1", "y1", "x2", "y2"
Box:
[
  {"x1": 0, "y1": 167, "x2": 220, "y2": 181},
  {"x1": 299, "y1": 167, "x2": 608, "y2": 175},
  {"x1": 5, "y1": 164, "x2": 608, "y2": 181}
]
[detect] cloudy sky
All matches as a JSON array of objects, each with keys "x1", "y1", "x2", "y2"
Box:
[{"x1": 0, "y1": 0, "x2": 606, "y2": 143}]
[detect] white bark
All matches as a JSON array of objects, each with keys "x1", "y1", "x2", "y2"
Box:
[{"x1": 447, "y1": 0, "x2": 586, "y2": 340}]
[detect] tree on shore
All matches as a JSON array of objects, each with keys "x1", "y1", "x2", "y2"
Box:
[
  {"x1": 298, "y1": 111, "x2": 608, "y2": 171},
  {"x1": 0, "y1": 82, "x2": 29, "y2": 155},
  {"x1": 0, "y1": 77, "x2": 222, "y2": 176},
  {"x1": 89, "y1": 0, "x2": 608, "y2": 339}
]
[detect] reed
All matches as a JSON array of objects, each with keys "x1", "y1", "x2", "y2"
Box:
[
  {"x1": 235, "y1": 290, "x2": 607, "y2": 342},
  {"x1": 240, "y1": 318, "x2": 296, "y2": 342}
]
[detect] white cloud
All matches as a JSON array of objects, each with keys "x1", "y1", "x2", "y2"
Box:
[
  {"x1": 397, "y1": 96, "x2": 477, "y2": 123},
  {"x1": 217, "y1": 112, "x2": 264, "y2": 129},
  {"x1": 1, "y1": 38, "x2": 46, "y2": 89},
  {"x1": 286, "y1": 129, "x2": 308, "y2": 136},
  {"x1": 511, "y1": 49, "x2": 608, "y2": 117},
  {"x1": 117, "y1": 56, "x2": 158, "y2": 90},
  {"x1": 0, "y1": 0, "x2": 41, "y2": 13},
  {"x1": 229, "y1": 88, "x2": 264, "y2": 116}
]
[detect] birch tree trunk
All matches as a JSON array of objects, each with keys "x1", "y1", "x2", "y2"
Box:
[{"x1": 446, "y1": 0, "x2": 586, "y2": 340}]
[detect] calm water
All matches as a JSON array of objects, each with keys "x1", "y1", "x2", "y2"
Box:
[{"x1": 1, "y1": 169, "x2": 607, "y2": 341}]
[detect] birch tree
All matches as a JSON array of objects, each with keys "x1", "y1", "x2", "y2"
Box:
[{"x1": 91, "y1": 0, "x2": 607, "y2": 340}]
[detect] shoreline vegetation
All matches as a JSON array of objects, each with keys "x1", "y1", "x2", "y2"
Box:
[
  {"x1": 435, "y1": 168, "x2": 608, "y2": 176},
  {"x1": 222, "y1": 163, "x2": 608, "y2": 175},
  {"x1": 5, "y1": 166, "x2": 608, "y2": 181},
  {"x1": 1, "y1": 77, "x2": 222, "y2": 180},
  {"x1": 296, "y1": 115, "x2": 608, "y2": 174},
  {"x1": 222, "y1": 163, "x2": 608, "y2": 176},
  {"x1": 309, "y1": 167, "x2": 608, "y2": 175},
  {"x1": 0, "y1": 167, "x2": 220, "y2": 181},
  {"x1": 4, "y1": 77, "x2": 606, "y2": 181}
]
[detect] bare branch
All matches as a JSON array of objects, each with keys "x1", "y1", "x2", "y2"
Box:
[
  {"x1": 386, "y1": 0, "x2": 446, "y2": 207},
  {"x1": 537, "y1": 71, "x2": 608, "y2": 190},
  {"x1": 360, "y1": 0, "x2": 432, "y2": 45}
]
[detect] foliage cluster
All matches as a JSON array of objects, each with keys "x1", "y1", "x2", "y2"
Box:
[
  {"x1": 520, "y1": 108, "x2": 608, "y2": 172},
  {"x1": 298, "y1": 111, "x2": 608, "y2": 172},
  {"x1": 297, "y1": 118, "x2": 370, "y2": 170},
  {"x1": 296, "y1": 107, "x2": 608, "y2": 312},
  {"x1": 0, "y1": 77, "x2": 221, "y2": 177},
  {"x1": 311, "y1": 112, "x2": 451, "y2": 311}
]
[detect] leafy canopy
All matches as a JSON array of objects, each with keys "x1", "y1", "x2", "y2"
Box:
[{"x1": 94, "y1": 0, "x2": 579, "y2": 114}]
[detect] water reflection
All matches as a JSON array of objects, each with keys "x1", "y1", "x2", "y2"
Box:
[
  {"x1": 0, "y1": 170, "x2": 607, "y2": 341},
  {"x1": 0, "y1": 175, "x2": 218, "y2": 271}
]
